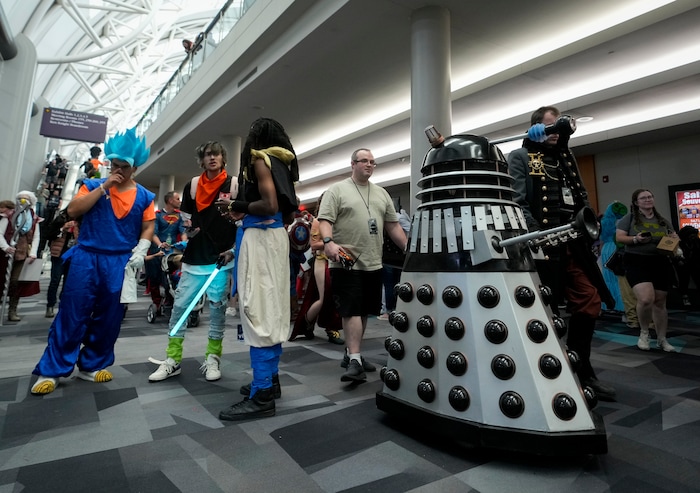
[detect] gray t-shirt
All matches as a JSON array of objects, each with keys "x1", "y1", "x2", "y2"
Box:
[
  {"x1": 317, "y1": 177, "x2": 398, "y2": 271},
  {"x1": 616, "y1": 212, "x2": 672, "y2": 255}
]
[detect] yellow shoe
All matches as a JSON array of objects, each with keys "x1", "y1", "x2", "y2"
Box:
[
  {"x1": 31, "y1": 376, "x2": 58, "y2": 395},
  {"x1": 77, "y1": 369, "x2": 113, "y2": 383},
  {"x1": 326, "y1": 330, "x2": 345, "y2": 345}
]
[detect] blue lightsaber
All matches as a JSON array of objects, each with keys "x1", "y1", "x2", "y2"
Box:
[{"x1": 169, "y1": 256, "x2": 226, "y2": 336}]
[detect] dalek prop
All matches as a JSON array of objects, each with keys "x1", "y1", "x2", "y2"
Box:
[{"x1": 376, "y1": 117, "x2": 607, "y2": 455}]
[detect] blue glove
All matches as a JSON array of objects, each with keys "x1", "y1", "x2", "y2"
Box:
[
  {"x1": 527, "y1": 123, "x2": 547, "y2": 142},
  {"x1": 172, "y1": 240, "x2": 188, "y2": 251}
]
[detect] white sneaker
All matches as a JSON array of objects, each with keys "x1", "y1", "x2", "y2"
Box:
[
  {"x1": 148, "y1": 357, "x2": 181, "y2": 382},
  {"x1": 226, "y1": 307, "x2": 238, "y2": 317},
  {"x1": 637, "y1": 331, "x2": 650, "y2": 351},
  {"x1": 200, "y1": 354, "x2": 221, "y2": 381},
  {"x1": 657, "y1": 339, "x2": 677, "y2": 353}
]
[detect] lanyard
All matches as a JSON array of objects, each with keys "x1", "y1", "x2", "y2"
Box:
[{"x1": 352, "y1": 178, "x2": 371, "y2": 217}]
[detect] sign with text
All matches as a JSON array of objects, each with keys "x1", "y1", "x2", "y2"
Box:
[
  {"x1": 668, "y1": 183, "x2": 700, "y2": 231},
  {"x1": 39, "y1": 107, "x2": 108, "y2": 143}
]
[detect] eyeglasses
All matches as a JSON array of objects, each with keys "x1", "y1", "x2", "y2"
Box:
[
  {"x1": 353, "y1": 159, "x2": 376, "y2": 166},
  {"x1": 637, "y1": 195, "x2": 654, "y2": 201},
  {"x1": 204, "y1": 151, "x2": 221, "y2": 157}
]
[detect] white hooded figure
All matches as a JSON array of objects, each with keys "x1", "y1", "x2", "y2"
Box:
[{"x1": 0, "y1": 191, "x2": 42, "y2": 322}]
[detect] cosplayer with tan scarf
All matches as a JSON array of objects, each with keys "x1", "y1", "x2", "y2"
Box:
[{"x1": 217, "y1": 117, "x2": 298, "y2": 421}]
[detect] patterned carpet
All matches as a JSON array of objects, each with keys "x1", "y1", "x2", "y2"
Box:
[{"x1": 1, "y1": 277, "x2": 700, "y2": 492}]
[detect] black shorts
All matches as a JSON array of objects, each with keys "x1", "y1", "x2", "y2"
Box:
[
  {"x1": 330, "y1": 268, "x2": 382, "y2": 317},
  {"x1": 624, "y1": 253, "x2": 674, "y2": 291}
]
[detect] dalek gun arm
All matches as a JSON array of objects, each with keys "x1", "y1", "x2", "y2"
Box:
[{"x1": 496, "y1": 206, "x2": 599, "y2": 250}]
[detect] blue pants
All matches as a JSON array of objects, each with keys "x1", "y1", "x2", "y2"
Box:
[
  {"x1": 250, "y1": 344, "x2": 282, "y2": 398},
  {"x1": 34, "y1": 248, "x2": 129, "y2": 377}
]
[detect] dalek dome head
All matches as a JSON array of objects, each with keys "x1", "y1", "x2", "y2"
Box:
[
  {"x1": 420, "y1": 134, "x2": 506, "y2": 172},
  {"x1": 416, "y1": 133, "x2": 512, "y2": 208}
]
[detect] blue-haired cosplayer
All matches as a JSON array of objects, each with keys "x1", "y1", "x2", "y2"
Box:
[{"x1": 31, "y1": 128, "x2": 156, "y2": 395}]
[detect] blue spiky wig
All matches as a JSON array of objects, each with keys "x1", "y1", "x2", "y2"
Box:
[{"x1": 104, "y1": 127, "x2": 150, "y2": 167}]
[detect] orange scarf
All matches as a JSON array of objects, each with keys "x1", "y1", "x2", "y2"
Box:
[{"x1": 196, "y1": 169, "x2": 227, "y2": 212}]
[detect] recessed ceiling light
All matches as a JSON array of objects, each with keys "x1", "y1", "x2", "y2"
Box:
[{"x1": 576, "y1": 116, "x2": 594, "y2": 122}]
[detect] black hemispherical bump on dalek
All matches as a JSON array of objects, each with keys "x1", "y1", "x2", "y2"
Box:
[
  {"x1": 566, "y1": 350, "x2": 581, "y2": 371},
  {"x1": 444, "y1": 317, "x2": 465, "y2": 340},
  {"x1": 539, "y1": 284, "x2": 553, "y2": 305},
  {"x1": 538, "y1": 353, "x2": 562, "y2": 379},
  {"x1": 417, "y1": 379, "x2": 436, "y2": 403},
  {"x1": 515, "y1": 285, "x2": 536, "y2": 307},
  {"x1": 416, "y1": 284, "x2": 434, "y2": 305},
  {"x1": 484, "y1": 319, "x2": 508, "y2": 344},
  {"x1": 384, "y1": 369, "x2": 400, "y2": 391},
  {"x1": 582, "y1": 386, "x2": 598, "y2": 409},
  {"x1": 384, "y1": 336, "x2": 392, "y2": 351},
  {"x1": 379, "y1": 366, "x2": 387, "y2": 381},
  {"x1": 448, "y1": 386, "x2": 471, "y2": 412},
  {"x1": 446, "y1": 351, "x2": 467, "y2": 376},
  {"x1": 417, "y1": 345, "x2": 435, "y2": 368},
  {"x1": 552, "y1": 393, "x2": 577, "y2": 421},
  {"x1": 442, "y1": 285, "x2": 463, "y2": 308},
  {"x1": 477, "y1": 285, "x2": 500, "y2": 308},
  {"x1": 388, "y1": 339, "x2": 405, "y2": 360},
  {"x1": 388, "y1": 311, "x2": 396, "y2": 324},
  {"x1": 499, "y1": 391, "x2": 525, "y2": 418},
  {"x1": 416, "y1": 315, "x2": 435, "y2": 337},
  {"x1": 491, "y1": 354, "x2": 516, "y2": 380},
  {"x1": 552, "y1": 315, "x2": 567, "y2": 338},
  {"x1": 392, "y1": 312, "x2": 409, "y2": 332},
  {"x1": 526, "y1": 319, "x2": 549, "y2": 343},
  {"x1": 397, "y1": 282, "x2": 413, "y2": 302}
]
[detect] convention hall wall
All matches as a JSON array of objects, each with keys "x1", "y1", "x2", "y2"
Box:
[
  {"x1": 595, "y1": 134, "x2": 700, "y2": 223},
  {"x1": 384, "y1": 133, "x2": 700, "y2": 226}
]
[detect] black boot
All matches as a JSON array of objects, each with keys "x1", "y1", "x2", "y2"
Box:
[
  {"x1": 569, "y1": 313, "x2": 616, "y2": 402},
  {"x1": 219, "y1": 388, "x2": 276, "y2": 421},
  {"x1": 239, "y1": 373, "x2": 281, "y2": 399},
  {"x1": 581, "y1": 377, "x2": 617, "y2": 402}
]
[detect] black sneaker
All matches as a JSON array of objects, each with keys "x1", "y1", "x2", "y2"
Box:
[
  {"x1": 340, "y1": 354, "x2": 376, "y2": 372},
  {"x1": 219, "y1": 388, "x2": 276, "y2": 421},
  {"x1": 341, "y1": 359, "x2": 367, "y2": 382}
]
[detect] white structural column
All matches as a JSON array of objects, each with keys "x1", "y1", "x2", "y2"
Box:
[
  {"x1": 224, "y1": 135, "x2": 242, "y2": 188},
  {"x1": 158, "y1": 175, "x2": 175, "y2": 208},
  {"x1": 409, "y1": 6, "x2": 452, "y2": 213},
  {"x1": 0, "y1": 34, "x2": 37, "y2": 201}
]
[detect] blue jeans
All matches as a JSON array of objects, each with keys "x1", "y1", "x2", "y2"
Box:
[
  {"x1": 381, "y1": 265, "x2": 402, "y2": 312},
  {"x1": 168, "y1": 268, "x2": 230, "y2": 340},
  {"x1": 47, "y1": 256, "x2": 68, "y2": 308}
]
